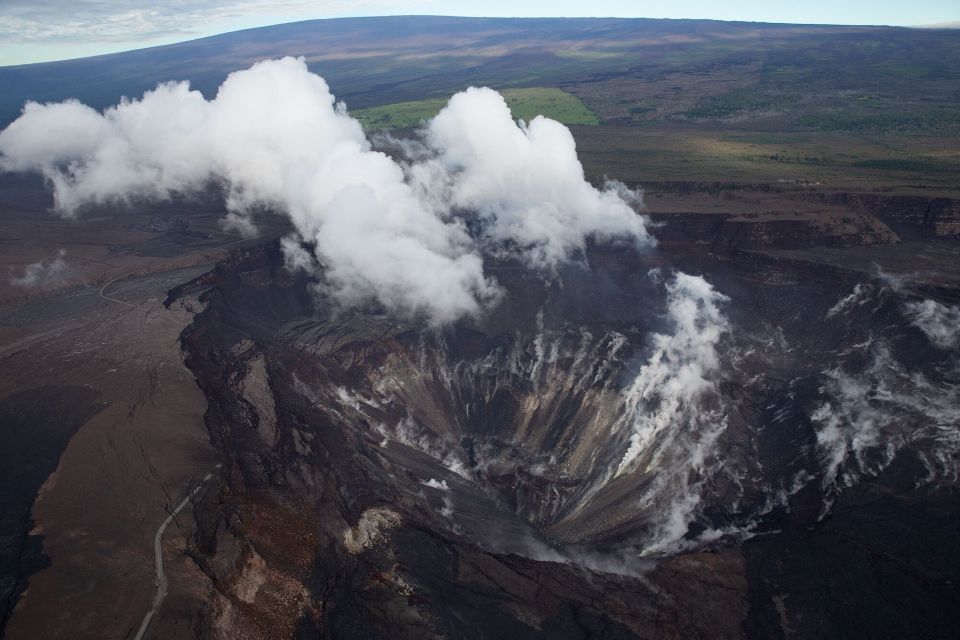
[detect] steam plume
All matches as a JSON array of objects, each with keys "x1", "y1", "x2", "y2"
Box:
[
  {"x1": 904, "y1": 299, "x2": 960, "y2": 350},
  {"x1": 613, "y1": 272, "x2": 731, "y2": 554},
  {"x1": 10, "y1": 249, "x2": 67, "y2": 288},
  {"x1": 812, "y1": 343, "x2": 960, "y2": 512},
  {"x1": 617, "y1": 272, "x2": 729, "y2": 475},
  {"x1": 425, "y1": 87, "x2": 649, "y2": 268},
  {"x1": 0, "y1": 57, "x2": 650, "y2": 323}
]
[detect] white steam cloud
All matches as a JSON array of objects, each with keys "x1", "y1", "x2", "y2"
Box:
[
  {"x1": 825, "y1": 283, "x2": 867, "y2": 319},
  {"x1": 612, "y1": 272, "x2": 731, "y2": 555},
  {"x1": 904, "y1": 299, "x2": 960, "y2": 350},
  {"x1": 10, "y1": 249, "x2": 68, "y2": 288},
  {"x1": 812, "y1": 343, "x2": 960, "y2": 513},
  {"x1": 422, "y1": 478, "x2": 450, "y2": 491},
  {"x1": 617, "y1": 272, "x2": 729, "y2": 476},
  {"x1": 0, "y1": 57, "x2": 650, "y2": 323},
  {"x1": 424, "y1": 87, "x2": 649, "y2": 268}
]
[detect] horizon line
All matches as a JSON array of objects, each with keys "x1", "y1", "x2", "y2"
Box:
[{"x1": 3, "y1": 13, "x2": 952, "y2": 70}]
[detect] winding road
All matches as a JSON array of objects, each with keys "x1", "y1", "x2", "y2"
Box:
[
  {"x1": 132, "y1": 471, "x2": 216, "y2": 640},
  {"x1": 98, "y1": 236, "x2": 251, "y2": 310},
  {"x1": 92, "y1": 238, "x2": 247, "y2": 637},
  {"x1": 97, "y1": 240, "x2": 248, "y2": 638}
]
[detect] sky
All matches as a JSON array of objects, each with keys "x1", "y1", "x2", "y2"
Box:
[{"x1": 2, "y1": 0, "x2": 959, "y2": 66}]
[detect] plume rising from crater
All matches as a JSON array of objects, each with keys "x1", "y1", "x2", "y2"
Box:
[{"x1": 0, "y1": 57, "x2": 650, "y2": 323}]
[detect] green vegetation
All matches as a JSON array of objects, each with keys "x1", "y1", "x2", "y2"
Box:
[
  {"x1": 852, "y1": 158, "x2": 959, "y2": 172},
  {"x1": 752, "y1": 153, "x2": 834, "y2": 166},
  {"x1": 501, "y1": 88, "x2": 600, "y2": 125},
  {"x1": 796, "y1": 109, "x2": 960, "y2": 133},
  {"x1": 571, "y1": 126, "x2": 960, "y2": 192},
  {"x1": 761, "y1": 63, "x2": 809, "y2": 80},
  {"x1": 872, "y1": 62, "x2": 932, "y2": 79},
  {"x1": 555, "y1": 49, "x2": 623, "y2": 61},
  {"x1": 352, "y1": 97, "x2": 448, "y2": 131},
  {"x1": 352, "y1": 87, "x2": 599, "y2": 131},
  {"x1": 684, "y1": 88, "x2": 783, "y2": 119}
]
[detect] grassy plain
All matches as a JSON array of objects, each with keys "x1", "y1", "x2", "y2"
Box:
[
  {"x1": 572, "y1": 126, "x2": 960, "y2": 193},
  {"x1": 352, "y1": 87, "x2": 599, "y2": 130}
]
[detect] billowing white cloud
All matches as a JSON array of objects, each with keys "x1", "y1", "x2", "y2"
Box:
[
  {"x1": 425, "y1": 87, "x2": 650, "y2": 268},
  {"x1": 0, "y1": 58, "x2": 500, "y2": 322},
  {"x1": 0, "y1": 57, "x2": 649, "y2": 323},
  {"x1": 0, "y1": 101, "x2": 107, "y2": 172}
]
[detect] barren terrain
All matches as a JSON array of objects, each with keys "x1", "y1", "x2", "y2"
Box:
[{"x1": 1, "y1": 16, "x2": 959, "y2": 640}]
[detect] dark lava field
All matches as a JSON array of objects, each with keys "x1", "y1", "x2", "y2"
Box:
[
  {"x1": 1, "y1": 15, "x2": 959, "y2": 640},
  {"x1": 168, "y1": 216, "x2": 960, "y2": 639}
]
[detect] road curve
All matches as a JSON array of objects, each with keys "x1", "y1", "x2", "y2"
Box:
[
  {"x1": 113, "y1": 238, "x2": 247, "y2": 638},
  {"x1": 132, "y1": 471, "x2": 215, "y2": 640},
  {"x1": 98, "y1": 236, "x2": 252, "y2": 310}
]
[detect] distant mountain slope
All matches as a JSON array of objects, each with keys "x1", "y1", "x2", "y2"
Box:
[{"x1": 1, "y1": 16, "x2": 958, "y2": 133}]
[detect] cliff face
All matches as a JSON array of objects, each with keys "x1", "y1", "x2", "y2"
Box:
[
  {"x1": 647, "y1": 184, "x2": 960, "y2": 308},
  {"x1": 647, "y1": 182, "x2": 960, "y2": 248},
  {"x1": 177, "y1": 245, "x2": 752, "y2": 639},
  {"x1": 800, "y1": 192, "x2": 960, "y2": 241},
  {"x1": 651, "y1": 211, "x2": 899, "y2": 252},
  {"x1": 173, "y1": 224, "x2": 960, "y2": 638}
]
